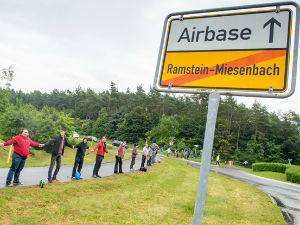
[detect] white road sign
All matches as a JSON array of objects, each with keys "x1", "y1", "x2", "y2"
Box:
[{"x1": 154, "y1": 2, "x2": 299, "y2": 98}]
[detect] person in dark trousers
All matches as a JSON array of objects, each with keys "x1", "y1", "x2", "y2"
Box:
[
  {"x1": 130, "y1": 143, "x2": 138, "y2": 170},
  {"x1": 44, "y1": 128, "x2": 74, "y2": 183},
  {"x1": 91, "y1": 136, "x2": 108, "y2": 178},
  {"x1": 141, "y1": 144, "x2": 148, "y2": 168},
  {"x1": 0, "y1": 129, "x2": 43, "y2": 187},
  {"x1": 147, "y1": 145, "x2": 153, "y2": 166},
  {"x1": 71, "y1": 138, "x2": 90, "y2": 179},
  {"x1": 114, "y1": 141, "x2": 126, "y2": 174},
  {"x1": 216, "y1": 155, "x2": 220, "y2": 166}
]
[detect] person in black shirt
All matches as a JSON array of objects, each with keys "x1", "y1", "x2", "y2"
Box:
[
  {"x1": 44, "y1": 128, "x2": 74, "y2": 183},
  {"x1": 72, "y1": 138, "x2": 90, "y2": 179}
]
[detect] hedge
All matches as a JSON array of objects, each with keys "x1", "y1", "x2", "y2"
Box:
[
  {"x1": 286, "y1": 166, "x2": 300, "y2": 184},
  {"x1": 252, "y1": 163, "x2": 287, "y2": 173}
]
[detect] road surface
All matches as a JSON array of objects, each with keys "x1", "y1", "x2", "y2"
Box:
[{"x1": 0, "y1": 156, "x2": 142, "y2": 188}]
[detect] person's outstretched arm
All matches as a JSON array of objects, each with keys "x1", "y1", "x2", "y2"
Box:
[
  {"x1": 91, "y1": 142, "x2": 100, "y2": 152},
  {"x1": 65, "y1": 138, "x2": 74, "y2": 149},
  {"x1": 0, "y1": 137, "x2": 17, "y2": 147},
  {"x1": 74, "y1": 142, "x2": 81, "y2": 149},
  {"x1": 29, "y1": 139, "x2": 41, "y2": 148},
  {"x1": 44, "y1": 137, "x2": 56, "y2": 146}
]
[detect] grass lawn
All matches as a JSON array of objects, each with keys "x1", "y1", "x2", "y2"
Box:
[
  {"x1": 245, "y1": 170, "x2": 288, "y2": 183},
  {"x1": 245, "y1": 166, "x2": 300, "y2": 185},
  {"x1": 0, "y1": 159, "x2": 284, "y2": 225},
  {"x1": 0, "y1": 141, "x2": 130, "y2": 168}
]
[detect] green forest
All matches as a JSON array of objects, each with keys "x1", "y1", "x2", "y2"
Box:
[{"x1": 0, "y1": 77, "x2": 299, "y2": 165}]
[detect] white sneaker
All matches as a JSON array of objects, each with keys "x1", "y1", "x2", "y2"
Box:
[{"x1": 6, "y1": 183, "x2": 13, "y2": 187}]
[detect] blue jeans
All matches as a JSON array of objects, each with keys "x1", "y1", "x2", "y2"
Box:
[
  {"x1": 152, "y1": 154, "x2": 156, "y2": 164},
  {"x1": 6, "y1": 153, "x2": 26, "y2": 185}
]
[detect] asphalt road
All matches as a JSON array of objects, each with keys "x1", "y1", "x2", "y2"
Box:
[
  {"x1": 0, "y1": 155, "x2": 143, "y2": 188},
  {"x1": 188, "y1": 161, "x2": 300, "y2": 225}
]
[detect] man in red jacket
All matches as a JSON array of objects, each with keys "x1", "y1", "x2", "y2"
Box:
[
  {"x1": 91, "y1": 136, "x2": 108, "y2": 178},
  {"x1": 0, "y1": 129, "x2": 43, "y2": 187}
]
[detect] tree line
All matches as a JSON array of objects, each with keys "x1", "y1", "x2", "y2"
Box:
[{"x1": 0, "y1": 81, "x2": 299, "y2": 165}]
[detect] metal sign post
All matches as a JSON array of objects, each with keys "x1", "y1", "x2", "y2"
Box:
[{"x1": 192, "y1": 92, "x2": 220, "y2": 225}]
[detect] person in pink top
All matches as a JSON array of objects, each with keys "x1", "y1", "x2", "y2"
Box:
[
  {"x1": 0, "y1": 129, "x2": 43, "y2": 187},
  {"x1": 114, "y1": 141, "x2": 126, "y2": 174}
]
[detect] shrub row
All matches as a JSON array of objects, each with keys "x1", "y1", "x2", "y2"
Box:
[
  {"x1": 252, "y1": 163, "x2": 287, "y2": 173},
  {"x1": 286, "y1": 166, "x2": 300, "y2": 184}
]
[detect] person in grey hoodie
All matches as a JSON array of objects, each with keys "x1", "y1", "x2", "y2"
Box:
[
  {"x1": 147, "y1": 145, "x2": 153, "y2": 166},
  {"x1": 130, "y1": 143, "x2": 138, "y2": 170}
]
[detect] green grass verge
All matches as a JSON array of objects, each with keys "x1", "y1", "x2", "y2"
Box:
[
  {"x1": 0, "y1": 142, "x2": 130, "y2": 168},
  {"x1": 246, "y1": 163, "x2": 300, "y2": 184},
  {"x1": 245, "y1": 170, "x2": 288, "y2": 183},
  {"x1": 0, "y1": 159, "x2": 284, "y2": 225}
]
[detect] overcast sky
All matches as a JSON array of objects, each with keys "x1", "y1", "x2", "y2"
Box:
[{"x1": 0, "y1": 0, "x2": 299, "y2": 114}]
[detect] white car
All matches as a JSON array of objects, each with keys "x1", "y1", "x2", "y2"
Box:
[{"x1": 72, "y1": 132, "x2": 80, "y2": 139}]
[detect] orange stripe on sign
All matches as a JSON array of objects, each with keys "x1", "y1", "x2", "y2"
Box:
[{"x1": 161, "y1": 50, "x2": 286, "y2": 86}]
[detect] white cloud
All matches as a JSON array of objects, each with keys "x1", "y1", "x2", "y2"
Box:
[{"x1": 0, "y1": 0, "x2": 299, "y2": 114}]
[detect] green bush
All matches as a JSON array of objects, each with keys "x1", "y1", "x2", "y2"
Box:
[
  {"x1": 286, "y1": 166, "x2": 300, "y2": 184},
  {"x1": 68, "y1": 137, "x2": 81, "y2": 146},
  {"x1": 252, "y1": 163, "x2": 287, "y2": 173},
  {"x1": 29, "y1": 148, "x2": 36, "y2": 156}
]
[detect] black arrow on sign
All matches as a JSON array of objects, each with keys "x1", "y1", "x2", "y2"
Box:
[{"x1": 263, "y1": 17, "x2": 281, "y2": 43}]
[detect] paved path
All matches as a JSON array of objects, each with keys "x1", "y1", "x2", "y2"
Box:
[
  {"x1": 187, "y1": 160, "x2": 300, "y2": 225},
  {"x1": 0, "y1": 156, "x2": 143, "y2": 188}
]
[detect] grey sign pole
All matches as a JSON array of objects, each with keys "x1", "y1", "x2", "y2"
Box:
[{"x1": 192, "y1": 91, "x2": 220, "y2": 225}]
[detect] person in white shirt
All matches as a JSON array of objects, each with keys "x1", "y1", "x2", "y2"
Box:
[
  {"x1": 141, "y1": 144, "x2": 148, "y2": 168},
  {"x1": 167, "y1": 148, "x2": 171, "y2": 157}
]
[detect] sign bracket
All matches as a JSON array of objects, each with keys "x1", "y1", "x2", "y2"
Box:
[{"x1": 276, "y1": 5, "x2": 281, "y2": 13}]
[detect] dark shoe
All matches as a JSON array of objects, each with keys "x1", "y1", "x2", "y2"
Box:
[
  {"x1": 96, "y1": 175, "x2": 101, "y2": 178},
  {"x1": 119, "y1": 172, "x2": 124, "y2": 174},
  {"x1": 114, "y1": 171, "x2": 118, "y2": 174},
  {"x1": 79, "y1": 177, "x2": 83, "y2": 180},
  {"x1": 13, "y1": 181, "x2": 23, "y2": 186}
]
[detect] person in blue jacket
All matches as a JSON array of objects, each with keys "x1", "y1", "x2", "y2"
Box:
[{"x1": 71, "y1": 138, "x2": 90, "y2": 179}]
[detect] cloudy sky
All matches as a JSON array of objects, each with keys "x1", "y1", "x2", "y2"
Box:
[{"x1": 0, "y1": 0, "x2": 299, "y2": 114}]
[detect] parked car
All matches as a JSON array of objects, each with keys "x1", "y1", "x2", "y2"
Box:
[
  {"x1": 72, "y1": 131, "x2": 80, "y2": 139},
  {"x1": 85, "y1": 136, "x2": 100, "y2": 143},
  {"x1": 112, "y1": 140, "x2": 128, "y2": 149}
]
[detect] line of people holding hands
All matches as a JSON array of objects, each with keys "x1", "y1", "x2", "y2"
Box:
[{"x1": 0, "y1": 128, "x2": 131, "y2": 187}]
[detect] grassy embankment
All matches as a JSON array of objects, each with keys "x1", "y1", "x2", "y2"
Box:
[
  {"x1": 245, "y1": 170, "x2": 287, "y2": 182},
  {"x1": 245, "y1": 165, "x2": 300, "y2": 184},
  {"x1": 0, "y1": 140, "x2": 130, "y2": 168},
  {"x1": 0, "y1": 159, "x2": 284, "y2": 225}
]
